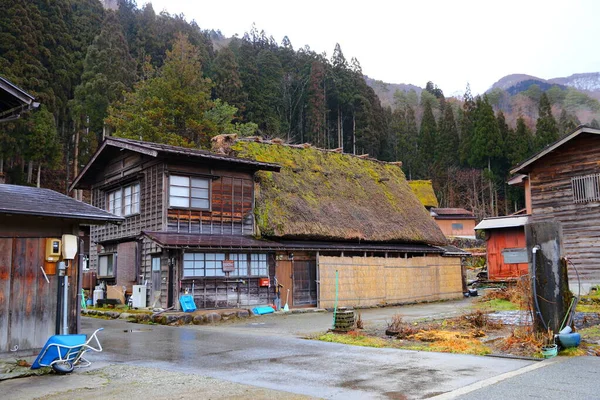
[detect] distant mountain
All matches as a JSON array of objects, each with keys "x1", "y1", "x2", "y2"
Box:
[
  {"x1": 364, "y1": 76, "x2": 422, "y2": 108},
  {"x1": 489, "y1": 74, "x2": 544, "y2": 91},
  {"x1": 490, "y1": 72, "x2": 600, "y2": 101},
  {"x1": 549, "y1": 72, "x2": 600, "y2": 93}
]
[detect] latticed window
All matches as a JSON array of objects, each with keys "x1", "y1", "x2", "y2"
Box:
[
  {"x1": 571, "y1": 174, "x2": 600, "y2": 203},
  {"x1": 169, "y1": 175, "x2": 210, "y2": 209},
  {"x1": 107, "y1": 182, "x2": 140, "y2": 216},
  {"x1": 183, "y1": 253, "x2": 268, "y2": 278}
]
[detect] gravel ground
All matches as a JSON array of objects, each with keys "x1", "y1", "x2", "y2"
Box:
[{"x1": 3, "y1": 364, "x2": 318, "y2": 400}]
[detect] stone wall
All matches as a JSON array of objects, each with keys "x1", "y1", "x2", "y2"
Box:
[{"x1": 318, "y1": 255, "x2": 462, "y2": 308}]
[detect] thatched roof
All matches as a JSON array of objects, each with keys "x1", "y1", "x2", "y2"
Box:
[
  {"x1": 408, "y1": 180, "x2": 439, "y2": 208},
  {"x1": 217, "y1": 137, "x2": 447, "y2": 245}
]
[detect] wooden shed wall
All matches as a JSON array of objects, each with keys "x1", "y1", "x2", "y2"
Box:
[
  {"x1": 528, "y1": 133, "x2": 600, "y2": 283},
  {"x1": 0, "y1": 235, "x2": 79, "y2": 353},
  {"x1": 435, "y1": 219, "x2": 476, "y2": 237},
  {"x1": 318, "y1": 255, "x2": 462, "y2": 309},
  {"x1": 486, "y1": 228, "x2": 528, "y2": 280}
]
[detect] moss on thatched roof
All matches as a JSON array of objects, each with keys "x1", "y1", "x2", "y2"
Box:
[
  {"x1": 227, "y1": 139, "x2": 446, "y2": 245},
  {"x1": 408, "y1": 180, "x2": 439, "y2": 208}
]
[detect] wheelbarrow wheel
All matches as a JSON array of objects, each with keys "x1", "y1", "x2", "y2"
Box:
[{"x1": 52, "y1": 360, "x2": 74, "y2": 374}]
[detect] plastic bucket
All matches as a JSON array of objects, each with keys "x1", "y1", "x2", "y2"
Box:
[{"x1": 541, "y1": 344, "x2": 558, "y2": 358}]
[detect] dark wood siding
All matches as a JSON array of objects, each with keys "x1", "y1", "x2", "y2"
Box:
[
  {"x1": 0, "y1": 237, "x2": 67, "y2": 353},
  {"x1": 90, "y1": 160, "x2": 164, "y2": 271},
  {"x1": 167, "y1": 173, "x2": 254, "y2": 235},
  {"x1": 529, "y1": 133, "x2": 600, "y2": 282}
]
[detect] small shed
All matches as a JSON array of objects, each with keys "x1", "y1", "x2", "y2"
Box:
[
  {"x1": 475, "y1": 215, "x2": 530, "y2": 281},
  {"x1": 0, "y1": 184, "x2": 122, "y2": 354},
  {"x1": 430, "y1": 208, "x2": 477, "y2": 239}
]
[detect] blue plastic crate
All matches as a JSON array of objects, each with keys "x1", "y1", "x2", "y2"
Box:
[{"x1": 179, "y1": 295, "x2": 197, "y2": 312}]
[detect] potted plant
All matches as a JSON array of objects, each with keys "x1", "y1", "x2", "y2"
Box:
[{"x1": 540, "y1": 328, "x2": 558, "y2": 358}]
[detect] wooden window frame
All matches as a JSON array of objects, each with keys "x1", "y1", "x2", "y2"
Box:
[
  {"x1": 107, "y1": 182, "x2": 140, "y2": 217},
  {"x1": 182, "y1": 252, "x2": 268, "y2": 278},
  {"x1": 572, "y1": 174, "x2": 600, "y2": 203},
  {"x1": 98, "y1": 253, "x2": 116, "y2": 278},
  {"x1": 451, "y1": 222, "x2": 464, "y2": 231},
  {"x1": 168, "y1": 175, "x2": 211, "y2": 211}
]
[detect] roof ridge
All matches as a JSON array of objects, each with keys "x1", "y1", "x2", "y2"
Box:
[{"x1": 235, "y1": 136, "x2": 403, "y2": 166}]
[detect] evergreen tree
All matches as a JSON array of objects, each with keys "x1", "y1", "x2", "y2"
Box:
[
  {"x1": 73, "y1": 11, "x2": 136, "y2": 143},
  {"x1": 591, "y1": 119, "x2": 600, "y2": 129},
  {"x1": 306, "y1": 60, "x2": 326, "y2": 147},
  {"x1": 470, "y1": 95, "x2": 503, "y2": 171},
  {"x1": 534, "y1": 92, "x2": 559, "y2": 150},
  {"x1": 211, "y1": 47, "x2": 246, "y2": 116},
  {"x1": 255, "y1": 49, "x2": 283, "y2": 136},
  {"x1": 436, "y1": 105, "x2": 459, "y2": 169},
  {"x1": 558, "y1": 108, "x2": 579, "y2": 136},
  {"x1": 459, "y1": 84, "x2": 476, "y2": 166},
  {"x1": 507, "y1": 116, "x2": 532, "y2": 167},
  {"x1": 108, "y1": 34, "x2": 254, "y2": 147},
  {"x1": 417, "y1": 97, "x2": 437, "y2": 178}
]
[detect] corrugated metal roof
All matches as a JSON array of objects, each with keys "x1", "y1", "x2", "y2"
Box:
[
  {"x1": 142, "y1": 232, "x2": 445, "y2": 253},
  {"x1": 0, "y1": 184, "x2": 124, "y2": 223},
  {"x1": 475, "y1": 215, "x2": 530, "y2": 230}
]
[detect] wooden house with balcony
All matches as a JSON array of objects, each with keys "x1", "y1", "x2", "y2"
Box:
[
  {"x1": 71, "y1": 136, "x2": 465, "y2": 310},
  {"x1": 509, "y1": 125, "x2": 600, "y2": 292}
]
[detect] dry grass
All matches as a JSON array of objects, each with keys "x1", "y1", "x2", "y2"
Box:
[
  {"x1": 499, "y1": 327, "x2": 543, "y2": 357},
  {"x1": 458, "y1": 310, "x2": 503, "y2": 330},
  {"x1": 477, "y1": 276, "x2": 532, "y2": 312},
  {"x1": 386, "y1": 314, "x2": 421, "y2": 338}
]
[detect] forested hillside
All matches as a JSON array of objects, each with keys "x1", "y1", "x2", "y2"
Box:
[{"x1": 1, "y1": 0, "x2": 596, "y2": 220}]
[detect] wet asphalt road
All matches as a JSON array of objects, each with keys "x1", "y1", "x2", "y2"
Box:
[{"x1": 81, "y1": 307, "x2": 534, "y2": 400}]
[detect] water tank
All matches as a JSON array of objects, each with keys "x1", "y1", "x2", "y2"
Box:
[{"x1": 131, "y1": 285, "x2": 147, "y2": 308}]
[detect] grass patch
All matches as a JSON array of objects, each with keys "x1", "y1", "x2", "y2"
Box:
[
  {"x1": 316, "y1": 332, "x2": 388, "y2": 348},
  {"x1": 559, "y1": 347, "x2": 586, "y2": 357},
  {"x1": 474, "y1": 299, "x2": 520, "y2": 311},
  {"x1": 576, "y1": 304, "x2": 600, "y2": 313}
]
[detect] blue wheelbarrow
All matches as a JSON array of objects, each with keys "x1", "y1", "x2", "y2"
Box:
[{"x1": 31, "y1": 328, "x2": 104, "y2": 374}]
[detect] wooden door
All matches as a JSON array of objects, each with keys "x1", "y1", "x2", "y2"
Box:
[
  {"x1": 275, "y1": 260, "x2": 317, "y2": 308},
  {"x1": 276, "y1": 261, "x2": 293, "y2": 308},
  {"x1": 151, "y1": 256, "x2": 162, "y2": 307},
  {"x1": 293, "y1": 260, "x2": 317, "y2": 306}
]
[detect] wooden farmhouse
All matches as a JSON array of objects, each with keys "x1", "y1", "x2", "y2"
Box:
[
  {"x1": 0, "y1": 184, "x2": 122, "y2": 354},
  {"x1": 474, "y1": 215, "x2": 530, "y2": 281},
  {"x1": 429, "y1": 208, "x2": 477, "y2": 239},
  {"x1": 408, "y1": 181, "x2": 477, "y2": 239},
  {"x1": 509, "y1": 125, "x2": 600, "y2": 292},
  {"x1": 71, "y1": 136, "x2": 464, "y2": 310}
]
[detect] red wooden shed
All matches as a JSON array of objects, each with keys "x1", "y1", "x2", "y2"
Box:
[{"x1": 475, "y1": 215, "x2": 530, "y2": 281}]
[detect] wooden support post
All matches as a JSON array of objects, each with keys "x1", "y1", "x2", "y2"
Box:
[{"x1": 525, "y1": 221, "x2": 572, "y2": 333}]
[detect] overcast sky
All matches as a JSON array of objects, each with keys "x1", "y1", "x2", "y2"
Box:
[{"x1": 144, "y1": 0, "x2": 600, "y2": 97}]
